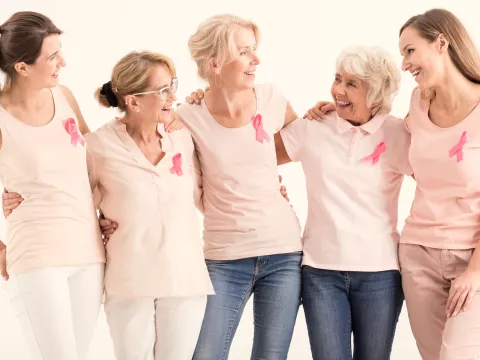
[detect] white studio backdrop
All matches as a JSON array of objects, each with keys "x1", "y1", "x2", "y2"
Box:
[{"x1": 0, "y1": 0, "x2": 478, "y2": 358}]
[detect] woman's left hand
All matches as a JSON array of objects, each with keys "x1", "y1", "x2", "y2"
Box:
[{"x1": 446, "y1": 268, "x2": 480, "y2": 317}]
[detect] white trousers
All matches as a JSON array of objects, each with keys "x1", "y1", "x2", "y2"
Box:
[
  {"x1": 105, "y1": 295, "x2": 207, "y2": 360},
  {"x1": 6, "y1": 263, "x2": 104, "y2": 360}
]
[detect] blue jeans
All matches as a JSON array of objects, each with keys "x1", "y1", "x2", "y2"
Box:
[
  {"x1": 192, "y1": 252, "x2": 303, "y2": 360},
  {"x1": 302, "y1": 267, "x2": 404, "y2": 360}
]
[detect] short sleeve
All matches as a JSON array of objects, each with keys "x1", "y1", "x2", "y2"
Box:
[
  {"x1": 387, "y1": 118, "x2": 413, "y2": 176},
  {"x1": 192, "y1": 147, "x2": 205, "y2": 214},
  {"x1": 255, "y1": 84, "x2": 288, "y2": 133},
  {"x1": 279, "y1": 117, "x2": 308, "y2": 162},
  {"x1": 175, "y1": 103, "x2": 195, "y2": 132}
]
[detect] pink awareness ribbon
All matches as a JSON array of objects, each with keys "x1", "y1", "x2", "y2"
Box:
[
  {"x1": 363, "y1": 141, "x2": 386, "y2": 165},
  {"x1": 170, "y1": 153, "x2": 183, "y2": 176},
  {"x1": 64, "y1": 118, "x2": 85, "y2": 147},
  {"x1": 252, "y1": 114, "x2": 270, "y2": 143},
  {"x1": 449, "y1": 131, "x2": 467, "y2": 163}
]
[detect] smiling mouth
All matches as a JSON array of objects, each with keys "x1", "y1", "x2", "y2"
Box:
[{"x1": 336, "y1": 100, "x2": 352, "y2": 107}]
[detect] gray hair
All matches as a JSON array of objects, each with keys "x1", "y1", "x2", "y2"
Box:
[{"x1": 336, "y1": 46, "x2": 401, "y2": 115}]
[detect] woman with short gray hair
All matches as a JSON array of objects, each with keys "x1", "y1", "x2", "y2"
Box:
[{"x1": 277, "y1": 45, "x2": 410, "y2": 360}]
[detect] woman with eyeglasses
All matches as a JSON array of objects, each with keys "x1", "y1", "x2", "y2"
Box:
[{"x1": 87, "y1": 51, "x2": 214, "y2": 360}]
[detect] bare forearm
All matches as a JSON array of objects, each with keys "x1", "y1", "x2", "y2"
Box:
[
  {"x1": 0, "y1": 240, "x2": 5, "y2": 250},
  {"x1": 468, "y1": 242, "x2": 480, "y2": 272},
  {"x1": 274, "y1": 133, "x2": 292, "y2": 166}
]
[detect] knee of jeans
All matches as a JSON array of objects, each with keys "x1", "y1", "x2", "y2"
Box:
[{"x1": 193, "y1": 341, "x2": 229, "y2": 360}]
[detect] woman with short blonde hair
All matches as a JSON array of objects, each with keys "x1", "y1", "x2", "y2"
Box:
[{"x1": 177, "y1": 14, "x2": 303, "y2": 360}]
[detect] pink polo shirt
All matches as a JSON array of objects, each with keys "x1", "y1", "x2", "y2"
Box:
[
  {"x1": 281, "y1": 112, "x2": 412, "y2": 271},
  {"x1": 176, "y1": 83, "x2": 302, "y2": 260},
  {"x1": 401, "y1": 88, "x2": 480, "y2": 249}
]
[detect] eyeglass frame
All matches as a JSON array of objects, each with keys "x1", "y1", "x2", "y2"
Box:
[{"x1": 131, "y1": 77, "x2": 178, "y2": 100}]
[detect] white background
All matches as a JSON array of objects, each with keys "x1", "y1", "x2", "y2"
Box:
[{"x1": 0, "y1": 0, "x2": 478, "y2": 359}]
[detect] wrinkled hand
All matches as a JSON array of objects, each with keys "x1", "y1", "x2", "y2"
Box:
[
  {"x1": 303, "y1": 101, "x2": 336, "y2": 120},
  {"x1": 185, "y1": 88, "x2": 208, "y2": 105},
  {"x1": 446, "y1": 268, "x2": 480, "y2": 317},
  {"x1": 279, "y1": 175, "x2": 289, "y2": 202},
  {"x1": 2, "y1": 189, "x2": 23, "y2": 218},
  {"x1": 99, "y1": 213, "x2": 118, "y2": 244}
]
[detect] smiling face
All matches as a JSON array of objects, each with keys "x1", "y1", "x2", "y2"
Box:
[
  {"x1": 137, "y1": 64, "x2": 177, "y2": 124},
  {"x1": 331, "y1": 70, "x2": 372, "y2": 124},
  {"x1": 15, "y1": 34, "x2": 66, "y2": 88},
  {"x1": 399, "y1": 26, "x2": 446, "y2": 89},
  {"x1": 215, "y1": 26, "x2": 260, "y2": 91}
]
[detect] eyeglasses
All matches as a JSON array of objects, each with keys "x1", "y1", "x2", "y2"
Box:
[{"x1": 132, "y1": 77, "x2": 178, "y2": 101}]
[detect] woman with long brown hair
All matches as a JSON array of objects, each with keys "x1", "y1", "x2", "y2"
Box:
[
  {"x1": 305, "y1": 7, "x2": 480, "y2": 360},
  {"x1": 398, "y1": 8, "x2": 480, "y2": 360},
  {"x1": 0, "y1": 11, "x2": 105, "y2": 360}
]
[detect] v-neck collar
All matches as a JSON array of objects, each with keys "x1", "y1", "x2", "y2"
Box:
[{"x1": 112, "y1": 118, "x2": 173, "y2": 171}]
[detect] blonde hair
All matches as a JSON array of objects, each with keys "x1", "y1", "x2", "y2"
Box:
[
  {"x1": 188, "y1": 14, "x2": 259, "y2": 79},
  {"x1": 336, "y1": 46, "x2": 401, "y2": 115},
  {"x1": 95, "y1": 51, "x2": 176, "y2": 111}
]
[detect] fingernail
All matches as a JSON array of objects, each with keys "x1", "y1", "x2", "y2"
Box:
[{"x1": 453, "y1": 311, "x2": 458, "y2": 316}]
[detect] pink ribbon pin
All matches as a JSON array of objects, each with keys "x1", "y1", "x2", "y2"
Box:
[
  {"x1": 170, "y1": 153, "x2": 183, "y2": 176},
  {"x1": 449, "y1": 131, "x2": 467, "y2": 163},
  {"x1": 363, "y1": 142, "x2": 386, "y2": 165},
  {"x1": 253, "y1": 114, "x2": 270, "y2": 143},
  {"x1": 64, "y1": 118, "x2": 85, "y2": 147}
]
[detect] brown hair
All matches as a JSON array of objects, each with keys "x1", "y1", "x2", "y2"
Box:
[
  {"x1": 400, "y1": 9, "x2": 480, "y2": 86},
  {"x1": 95, "y1": 51, "x2": 176, "y2": 112},
  {"x1": 0, "y1": 11, "x2": 62, "y2": 87}
]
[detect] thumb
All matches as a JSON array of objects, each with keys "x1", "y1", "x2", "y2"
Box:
[
  {"x1": 1, "y1": 270, "x2": 8, "y2": 281},
  {"x1": 0, "y1": 261, "x2": 8, "y2": 281}
]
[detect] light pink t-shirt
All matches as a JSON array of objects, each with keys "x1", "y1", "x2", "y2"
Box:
[
  {"x1": 86, "y1": 120, "x2": 214, "y2": 299},
  {"x1": 401, "y1": 88, "x2": 480, "y2": 249},
  {"x1": 281, "y1": 113, "x2": 412, "y2": 271},
  {"x1": 0, "y1": 87, "x2": 105, "y2": 275},
  {"x1": 176, "y1": 84, "x2": 302, "y2": 260}
]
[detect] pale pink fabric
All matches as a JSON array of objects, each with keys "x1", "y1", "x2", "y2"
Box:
[
  {"x1": 176, "y1": 84, "x2": 302, "y2": 260},
  {"x1": 402, "y1": 87, "x2": 480, "y2": 249},
  {"x1": 0, "y1": 87, "x2": 105, "y2": 275},
  {"x1": 86, "y1": 120, "x2": 214, "y2": 298},
  {"x1": 280, "y1": 113, "x2": 412, "y2": 271},
  {"x1": 400, "y1": 243, "x2": 480, "y2": 360}
]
